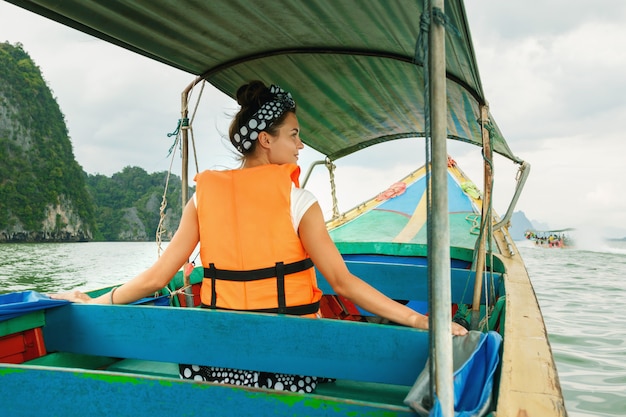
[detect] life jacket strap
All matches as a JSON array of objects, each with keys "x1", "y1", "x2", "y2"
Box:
[
  {"x1": 203, "y1": 258, "x2": 316, "y2": 314},
  {"x1": 203, "y1": 258, "x2": 314, "y2": 281},
  {"x1": 207, "y1": 262, "x2": 218, "y2": 309},
  {"x1": 200, "y1": 301, "x2": 321, "y2": 316}
]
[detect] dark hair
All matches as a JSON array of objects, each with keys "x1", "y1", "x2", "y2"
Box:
[{"x1": 228, "y1": 80, "x2": 296, "y2": 154}]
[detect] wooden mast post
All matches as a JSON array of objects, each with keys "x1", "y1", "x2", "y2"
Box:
[
  {"x1": 180, "y1": 77, "x2": 202, "y2": 307},
  {"x1": 428, "y1": 0, "x2": 454, "y2": 415},
  {"x1": 471, "y1": 104, "x2": 493, "y2": 329}
]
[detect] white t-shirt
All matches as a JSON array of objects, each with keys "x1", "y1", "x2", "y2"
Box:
[
  {"x1": 192, "y1": 185, "x2": 317, "y2": 232},
  {"x1": 290, "y1": 185, "x2": 318, "y2": 231}
]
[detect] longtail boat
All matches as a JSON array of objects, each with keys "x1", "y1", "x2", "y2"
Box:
[
  {"x1": 0, "y1": 1, "x2": 566, "y2": 416},
  {"x1": 524, "y1": 228, "x2": 576, "y2": 249}
]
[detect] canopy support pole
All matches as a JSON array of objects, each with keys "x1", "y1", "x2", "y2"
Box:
[
  {"x1": 471, "y1": 104, "x2": 493, "y2": 329},
  {"x1": 180, "y1": 77, "x2": 203, "y2": 308},
  {"x1": 428, "y1": 1, "x2": 454, "y2": 416},
  {"x1": 181, "y1": 90, "x2": 189, "y2": 211}
]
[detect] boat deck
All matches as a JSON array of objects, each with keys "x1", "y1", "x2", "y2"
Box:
[{"x1": 25, "y1": 352, "x2": 413, "y2": 411}]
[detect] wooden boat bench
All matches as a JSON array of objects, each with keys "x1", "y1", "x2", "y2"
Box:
[
  {"x1": 41, "y1": 304, "x2": 429, "y2": 385},
  {"x1": 9, "y1": 303, "x2": 433, "y2": 414},
  {"x1": 319, "y1": 260, "x2": 504, "y2": 305},
  {"x1": 169, "y1": 260, "x2": 504, "y2": 308}
]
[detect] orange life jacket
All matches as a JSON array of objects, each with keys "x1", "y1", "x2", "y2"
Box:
[{"x1": 195, "y1": 163, "x2": 322, "y2": 316}]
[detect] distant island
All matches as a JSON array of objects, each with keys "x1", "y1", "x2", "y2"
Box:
[
  {"x1": 509, "y1": 211, "x2": 626, "y2": 243},
  {"x1": 509, "y1": 211, "x2": 535, "y2": 241}
]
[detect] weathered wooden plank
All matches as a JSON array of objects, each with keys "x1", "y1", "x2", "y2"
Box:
[
  {"x1": 0, "y1": 365, "x2": 416, "y2": 417},
  {"x1": 317, "y1": 261, "x2": 502, "y2": 304},
  {"x1": 43, "y1": 304, "x2": 429, "y2": 385},
  {"x1": 492, "y1": 231, "x2": 567, "y2": 417}
]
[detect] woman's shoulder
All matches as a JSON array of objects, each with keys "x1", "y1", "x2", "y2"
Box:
[
  {"x1": 291, "y1": 186, "x2": 317, "y2": 217},
  {"x1": 291, "y1": 185, "x2": 317, "y2": 201}
]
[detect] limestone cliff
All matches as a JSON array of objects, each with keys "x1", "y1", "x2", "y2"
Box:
[{"x1": 0, "y1": 42, "x2": 95, "y2": 242}]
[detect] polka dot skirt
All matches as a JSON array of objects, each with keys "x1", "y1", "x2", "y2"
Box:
[{"x1": 179, "y1": 364, "x2": 330, "y2": 393}]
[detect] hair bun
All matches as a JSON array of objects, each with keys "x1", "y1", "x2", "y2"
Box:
[{"x1": 235, "y1": 80, "x2": 272, "y2": 110}]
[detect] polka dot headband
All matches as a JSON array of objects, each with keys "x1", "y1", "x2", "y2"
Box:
[{"x1": 233, "y1": 85, "x2": 296, "y2": 153}]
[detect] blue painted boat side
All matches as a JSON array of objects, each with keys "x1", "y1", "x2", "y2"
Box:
[
  {"x1": 0, "y1": 365, "x2": 416, "y2": 416},
  {"x1": 43, "y1": 304, "x2": 429, "y2": 385},
  {"x1": 316, "y1": 260, "x2": 503, "y2": 304}
]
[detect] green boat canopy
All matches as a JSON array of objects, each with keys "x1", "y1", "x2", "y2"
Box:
[{"x1": 7, "y1": 0, "x2": 521, "y2": 163}]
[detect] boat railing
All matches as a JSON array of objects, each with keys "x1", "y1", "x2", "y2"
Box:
[
  {"x1": 493, "y1": 161, "x2": 531, "y2": 231},
  {"x1": 301, "y1": 159, "x2": 327, "y2": 189}
]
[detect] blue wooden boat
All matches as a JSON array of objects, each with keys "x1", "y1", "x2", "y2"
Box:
[{"x1": 0, "y1": 1, "x2": 566, "y2": 416}]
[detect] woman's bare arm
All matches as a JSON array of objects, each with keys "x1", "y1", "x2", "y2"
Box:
[
  {"x1": 52, "y1": 199, "x2": 200, "y2": 304},
  {"x1": 298, "y1": 202, "x2": 467, "y2": 336}
]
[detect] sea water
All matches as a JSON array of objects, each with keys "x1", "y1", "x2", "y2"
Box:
[
  {"x1": 1, "y1": 240, "x2": 624, "y2": 416},
  {"x1": 518, "y1": 240, "x2": 626, "y2": 417}
]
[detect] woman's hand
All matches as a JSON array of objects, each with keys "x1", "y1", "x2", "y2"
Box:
[
  {"x1": 299, "y1": 203, "x2": 470, "y2": 338},
  {"x1": 412, "y1": 313, "x2": 469, "y2": 336},
  {"x1": 49, "y1": 290, "x2": 93, "y2": 304},
  {"x1": 451, "y1": 321, "x2": 469, "y2": 336}
]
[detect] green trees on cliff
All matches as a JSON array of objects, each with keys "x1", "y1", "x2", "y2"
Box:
[
  {"x1": 0, "y1": 42, "x2": 190, "y2": 242},
  {"x1": 85, "y1": 167, "x2": 189, "y2": 241},
  {"x1": 0, "y1": 41, "x2": 97, "y2": 238}
]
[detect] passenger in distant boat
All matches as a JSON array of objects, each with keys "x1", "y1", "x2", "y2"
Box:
[{"x1": 51, "y1": 80, "x2": 468, "y2": 392}]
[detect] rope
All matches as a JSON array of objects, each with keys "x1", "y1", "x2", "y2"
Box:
[
  {"x1": 156, "y1": 78, "x2": 206, "y2": 257},
  {"x1": 466, "y1": 213, "x2": 481, "y2": 235},
  {"x1": 471, "y1": 116, "x2": 496, "y2": 327},
  {"x1": 416, "y1": 0, "x2": 431, "y2": 231},
  {"x1": 431, "y1": 7, "x2": 461, "y2": 37},
  {"x1": 155, "y1": 133, "x2": 180, "y2": 257},
  {"x1": 325, "y1": 157, "x2": 340, "y2": 219},
  {"x1": 413, "y1": 6, "x2": 430, "y2": 65},
  {"x1": 188, "y1": 79, "x2": 206, "y2": 174},
  {"x1": 481, "y1": 140, "x2": 496, "y2": 315},
  {"x1": 416, "y1": 2, "x2": 436, "y2": 405},
  {"x1": 483, "y1": 122, "x2": 496, "y2": 311},
  {"x1": 166, "y1": 117, "x2": 189, "y2": 138},
  {"x1": 161, "y1": 284, "x2": 193, "y2": 306},
  {"x1": 417, "y1": 3, "x2": 486, "y2": 332}
]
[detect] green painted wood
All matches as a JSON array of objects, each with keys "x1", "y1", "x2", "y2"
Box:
[
  {"x1": 0, "y1": 310, "x2": 45, "y2": 337},
  {"x1": 332, "y1": 243, "x2": 506, "y2": 272},
  {"x1": 315, "y1": 380, "x2": 411, "y2": 406},
  {"x1": 102, "y1": 358, "x2": 412, "y2": 407},
  {"x1": 107, "y1": 358, "x2": 179, "y2": 378},
  {"x1": 24, "y1": 352, "x2": 118, "y2": 369},
  {"x1": 43, "y1": 304, "x2": 429, "y2": 386},
  {"x1": 105, "y1": 359, "x2": 411, "y2": 406},
  {"x1": 0, "y1": 365, "x2": 416, "y2": 416},
  {"x1": 23, "y1": 352, "x2": 410, "y2": 404}
]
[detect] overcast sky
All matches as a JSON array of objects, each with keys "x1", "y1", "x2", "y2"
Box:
[{"x1": 2, "y1": 1, "x2": 625, "y2": 238}]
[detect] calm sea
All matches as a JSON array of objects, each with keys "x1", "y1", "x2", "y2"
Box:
[{"x1": 1, "y1": 240, "x2": 625, "y2": 416}]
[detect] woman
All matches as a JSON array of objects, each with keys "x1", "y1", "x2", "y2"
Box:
[{"x1": 53, "y1": 81, "x2": 467, "y2": 392}]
